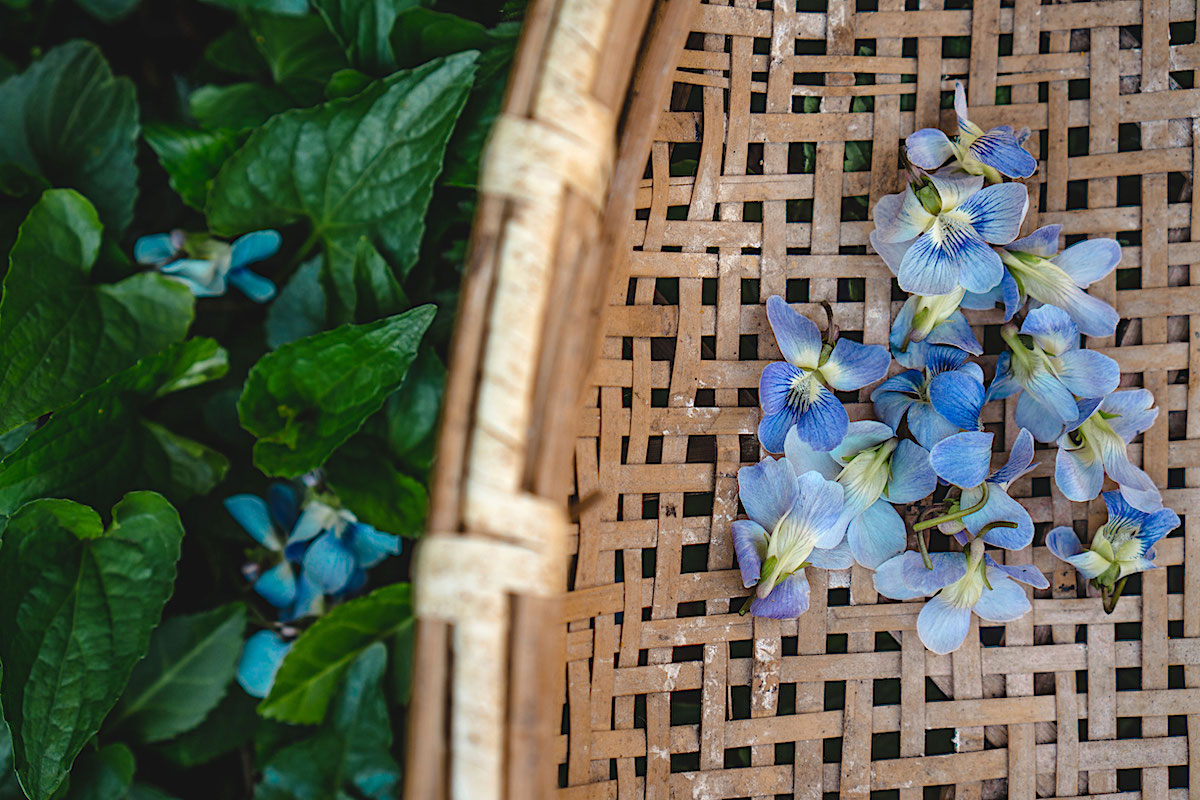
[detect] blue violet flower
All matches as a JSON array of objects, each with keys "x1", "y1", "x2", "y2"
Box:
[{"x1": 135, "y1": 229, "x2": 281, "y2": 302}]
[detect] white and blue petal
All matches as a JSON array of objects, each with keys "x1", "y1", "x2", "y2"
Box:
[
  {"x1": 1052, "y1": 237, "x2": 1121, "y2": 287},
  {"x1": 348, "y1": 523, "x2": 402, "y2": 569},
  {"x1": 759, "y1": 361, "x2": 803, "y2": 415},
  {"x1": 956, "y1": 182, "x2": 1029, "y2": 244},
  {"x1": 972, "y1": 572, "x2": 1032, "y2": 622},
  {"x1": 267, "y1": 483, "x2": 299, "y2": 531},
  {"x1": 766, "y1": 295, "x2": 822, "y2": 369},
  {"x1": 1054, "y1": 440, "x2": 1105, "y2": 502},
  {"x1": 819, "y1": 339, "x2": 890, "y2": 392},
  {"x1": 846, "y1": 499, "x2": 907, "y2": 569},
  {"x1": 907, "y1": 401, "x2": 962, "y2": 449},
  {"x1": 873, "y1": 551, "x2": 929, "y2": 600},
  {"x1": 808, "y1": 537, "x2": 856, "y2": 570},
  {"x1": 1021, "y1": 369, "x2": 1080, "y2": 425},
  {"x1": 884, "y1": 439, "x2": 937, "y2": 503},
  {"x1": 160, "y1": 258, "x2": 225, "y2": 296},
  {"x1": 953, "y1": 82, "x2": 980, "y2": 136},
  {"x1": 286, "y1": 573, "x2": 326, "y2": 621},
  {"x1": 236, "y1": 631, "x2": 292, "y2": 699},
  {"x1": 301, "y1": 531, "x2": 357, "y2": 594},
  {"x1": 989, "y1": 428, "x2": 1037, "y2": 487},
  {"x1": 984, "y1": 556, "x2": 1048, "y2": 589},
  {"x1": 926, "y1": 312, "x2": 983, "y2": 355},
  {"x1": 871, "y1": 372, "x2": 922, "y2": 431},
  {"x1": 869, "y1": 230, "x2": 914, "y2": 276},
  {"x1": 1015, "y1": 392, "x2": 1069, "y2": 444},
  {"x1": 1101, "y1": 389, "x2": 1158, "y2": 442},
  {"x1": 917, "y1": 594, "x2": 973, "y2": 654},
  {"x1": 792, "y1": 470, "x2": 847, "y2": 549},
  {"x1": 1021, "y1": 304, "x2": 1079, "y2": 356},
  {"x1": 253, "y1": 561, "x2": 298, "y2": 608},
  {"x1": 1006, "y1": 224, "x2": 1062, "y2": 258},
  {"x1": 985, "y1": 352, "x2": 1020, "y2": 402},
  {"x1": 928, "y1": 369, "x2": 984, "y2": 431},
  {"x1": 230, "y1": 230, "x2": 282, "y2": 270},
  {"x1": 899, "y1": 220, "x2": 999, "y2": 296},
  {"x1": 228, "y1": 268, "x2": 278, "y2": 303},
  {"x1": 757, "y1": 408, "x2": 799, "y2": 455},
  {"x1": 874, "y1": 188, "x2": 936, "y2": 243},
  {"x1": 225, "y1": 494, "x2": 280, "y2": 549},
  {"x1": 738, "y1": 456, "x2": 799, "y2": 530},
  {"x1": 961, "y1": 485, "x2": 1034, "y2": 550},
  {"x1": 1056, "y1": 348, "x2": 1120, "y2": 399},
  {"x1": 1045, "y1": 526, "x2": 1110, "y2": 579},
  {"x1": 1097, "y1": 438, "x2": 1163, "y2": 512},
  {"x1": 966, "y1": 130, "x2": 1038, "y2": 179},
  {"x1": 830, "y1": 420, "x2": 894, "y2": 464},
  {"x1": 134, "y1": 233, "x2": 180, "y2": 265},
  {"x1": 793, "y1": 384, "x2": 850, "y2": 452},
  {"x1": 784, "y1": 427, "x2": 841, "y2": 480},
  {"x1": 928, "y1": 172, "x2": 984, "y2": 212},
  {"x1": 731, "y1": 519, "x2": 769, "y2": 588},
  {"x1": 750, "y1": 570, "x2": 811, "y2": 619},
  {"x1": 1136, "y1": 505, "x2": 1181, "y2": 548},
  {"x1": 930, "y1": 430, "x2": 994, "y2": 488},
  {"x1": 906, "y1": 127, "x2": 956, "y2": 170},
  {"x1": 905, "y1": 551, "x2": 968, "y2": 595}
]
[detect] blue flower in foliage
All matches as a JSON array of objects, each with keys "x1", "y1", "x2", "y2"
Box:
[
  {"x1": 963, "y1": 224, "x2": 1122, "y2": 338},
  {"x1": 226, "y1": 485, "x2": 315, "y2": 617},
  {"x1": 732, "y1": 457, "x2": 852, "y2": 618},
  {"x1": 928, "y1": 428, "x2": 1037, "y2": 549},
  {"x1": 784, "y1": 422, "x2": 936, "y2": 568},
  {"x1": 284, "y1": 501, "x2": 403, "y2": 596},
  {"x1": 905, "y1": 82, "x2": 1038, "y2": 180},
  {"x1": 758, "y1": 295, "x2": 890, "y2": 453},
  {"x1": 1047, "y1": 490, "x2": 1179, "y2": 585},
  {"x1": 986, "y1": 305, "x2": 1120, "y2": 443},
  {"x1": 135, "y1": 229, "x2": 281, "y2": 302},
  {"x1": 871, "y1": 346, "x2": 986, "y2": 449},
  {"x1": 236, "y1": 630, "x2": 292, "y2": 699},
  {"x1": 870, "y1": 172, "x2": 1028, "y2": 297},
  {"x1": 874, "y1": 540, "x2": 1046, "y2": 654}
]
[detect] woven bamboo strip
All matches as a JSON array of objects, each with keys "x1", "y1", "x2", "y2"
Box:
[{"x1": 561, "y1": 0, "x2": 1200, "y2": 798}]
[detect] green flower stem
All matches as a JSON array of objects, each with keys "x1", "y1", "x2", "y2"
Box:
[
  {"x1": 917, "y1": 527, "x2": 934, "y2": 570},
  {"x1": 738, "y1": 594, "x2": 754, "y2": 616},
  {"x1": 913, "y1": 484, "x2": 990, "y2": 532},
  {"x1": 1102, "y1": 576, "x2": 1129, "y2": 615},
  {"x1": 977, "y1": 520, "x2": 1018, "y2": 538}
]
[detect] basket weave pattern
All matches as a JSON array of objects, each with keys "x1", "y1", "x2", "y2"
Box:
[{"x1": 563, "y1": 0, "x2": 1199, "y2": 796}]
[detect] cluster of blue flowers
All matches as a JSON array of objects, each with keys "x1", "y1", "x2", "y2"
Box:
[
  {"x1": 134, "y1": 228, "x2": 281, "y2": 302},
  {"x1": 224, "y1": 478, "x2": 402, "y2": 696},
  {"x1": 734, "y1": 83, "x2": 1179, "y2": 653}
]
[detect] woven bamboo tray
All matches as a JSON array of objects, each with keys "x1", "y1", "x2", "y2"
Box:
[{"x1": 408, "y1": 0, "x2": 1200, "y2": 797}]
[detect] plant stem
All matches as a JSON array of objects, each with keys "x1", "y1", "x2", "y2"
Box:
[
  {"x1": 1103, "y1": 577, "x2": 1128, "y2": 615},
  {"x1": 916, "y1": 527, "x2": 934, "y2": 570},
  {"x1": 977, "y1": 520, "x2": 1018, "y2": 538},
  {"x1": 913, "y1": 484, "x2": 990, "y2": 532},
  {"x1": 738, "y1": 594, "x2": 754, "y2": 616}
]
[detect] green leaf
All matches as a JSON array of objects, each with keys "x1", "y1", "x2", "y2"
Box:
[
  {"x1": 207, "y1": 51, "x2": 477, "y2": 277},
  {"x1": 144, "y1": 125, "x2": 242, "y2": 211},
  {"x1": 0, "y1": 493, "x2": 184, "y2": 800},
  {"x1": 155, "y1": 690, "x2": 258, "y2": 767},
  {"x1": 62, "y1": 744, "x2": 135, "y2": 800},
  {"x1": 324, "y1": 68, "x2": 373, "y2": 100},
  {"x1": 0, "y1": 338, "x2": 229, "y2": 515},
  {"x1": 325, "y1": 440, "x2": 426, "y2": 537},
  {"x1": 109, "y1": 604, "x2": 247, "y2": 744},
  {"x1": 391, "y1": 618, "x2": 415, "y2": 706},
  {"x1": 0, "y1": 725, "x2": 23, "y2": 800},
  {"x1": 204, "y1": 27, "x2": 271, "y2": 80},
  {"x1": 0, "y1": 190, "x2": 195, "y2": 434},
  {"x1": 198, "y1": 0, "x2": 308, "y2": 13},
  {"x1": 442, "y1": 34, "x2": 516, "y2": 188},
  {"x1": 257, "y1": 644, "x2": 399, "y2": 799},
  {"x1": 248, "y1": 12, "x2": 348, "y2": 88},
  {"x1": 389, "y1": 7, "x2": 492, "y2": 69},
  {"x1": 313, "y1": 0, "x2": 421, "y2": 74},
  {"x1": 265, "y1": 257, "x2": 326, "y2": 349},
  {"x1": 381, "y1": 345, "x2": 443, "y2": 472},
  {"x1": 259, "y1": 584, "x2": 412, "y2": 723},
  {"x1": 324, "y1": 235, "x2": 408, "y2": 326},
  {"x1": 74, "y1": 0, "x2": 139, "y2": 21},
  {"x1": 190, "y1": 83, "x2": 296, "y2": 131},
  {"x1": 238, "y1": 306, "x2": 434, "y2": 477},
  {"x1": 0, "y1": 41, "x2": 139, "y2": 234}
]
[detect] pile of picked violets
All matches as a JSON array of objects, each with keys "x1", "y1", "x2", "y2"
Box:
[
  {"x1": 733, "y1": 83, "x2": 1179, "y2": 654},
  {"x1": 224, "y1": 474, "x2": 403, "y2": 697}
]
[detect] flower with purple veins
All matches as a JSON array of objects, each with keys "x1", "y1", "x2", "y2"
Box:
[
  {"x1": 732, "y1": 457, "x2": 851, "y2": 618},
  {"x1": 962, "y1": 224, "x2": 1122, "y2": 338},
  {"x1": 783, "y1": 422, "x2": 936, "y2": 568},
  {"x1": 887, "y1": 288, "x2": 982, "y2": 369},
  {"x1": 758, "y1": 295, "x2": 890, "y2": 453},
  {"x1": 872, "y1": 345, "x2": 986, "y2": 449},
  {"x1": 134, "y1": 229, "x2": 281, "y2": 302},
  {"x1": 871, "y1": 171, "x2": 1029, "y2": 297},
  {"x1": 925, "y1": 428, "x2": 1038, "y2": 550},
  {"x1": 874, "y1": 539, "x2": 1046, "y2": 654},
  {"x1": 1055, "y1": 389, "x2": 1163, "y2": 512},
  {"x1": 986, "y1": 305, "x2": 1120, "y2": 443},
  {"x1": 905, "y1": 82, "x2": 1038, "y2": 181},
  {"x1": 1047, "y1": 490, "x2": 1179, "y2": 613}
]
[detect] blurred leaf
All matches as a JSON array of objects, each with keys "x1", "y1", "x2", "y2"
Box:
[
  {"x1": 144, "y1": 125, "x2": 241, "y2": 211},
  {"x1": 74, "y1": 0, "x2": 139, "y2": 21},
  {"x1": 257, "y1": 644, "x2": 399, "y2": 799},
  {"x1": 0, "y1": 41, "x2": 139, "y2": 234},
  {"x1": 0, "y1": 162, "x2": 48, "y2": 198},
  {"x1": 204, "y1": 26, "x2": 271, "y2": 79},
  {"x1": 208, "y1": 52, "x2": 477, "y2": 277},
  {"x1": 391, "y1": 618, "x2": 414, "y2": 705},
  {"x1": 265, "y1": 257, "x2": 327, "y2": 348},
  {"x1": 0, "y1": 338, "x2": 229, "y2": 515},
  {"x1": 199, "y1": 0, "x2": 308, "y2": 13},
  {"x1": 259, "y1": 584, "x2": 411, "y2": 723},
  {"x1": 155, "y1": 690, "x2": 258, "y2": 767},
  {"x1": 0, "y1": 190, "x2": 194, "y2": 435},
  {"x1": 248, "y1": 12, "x2": 348, "y2": 88},
  {"x1": 190, "y1": 83, "x2": 296, "y2": 131},
  {"x1": 313, "y1": 0, "x2": 424, "y2": 73},
  {"x1": 110, "y1": 604, "x2": 247, "y2": 744},
  {"x1": 0, "y1": 726, "x2": 22, "y2": 800},
  {"x1": 0, "y1": 493, "x2": 183, "y2": 800},
  {"x1": 325, "y1": 440, "x2": 426, "y2": 537},
  {"x1": 324, "y1": 236, "x2": 408, "y2": 326},
  {"x1": 441, "y1": 30, "x2": 516, "y2": 188},
  {"x1": 381, "y1": 346, "x2": 443, "y2": 472},
  {"x1": 324, "y1": 67, "x2": 373, "y2": 99},
  {"x1": 389, "y1": 7, "x2": 492, "y2": 69},
  {"x1": 62, "y1": 745, "x2": 135, "y2": 800},
  {"x1": 238, "y1": 306, "x2": 433, "y2": 477}
]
